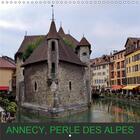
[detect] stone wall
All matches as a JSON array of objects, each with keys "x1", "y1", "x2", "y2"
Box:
[
  {"x1": 79, "y1": 47, "x2": 90, "y2": 63},
  {"x1": 58, "y1": 62, "x2": 88, "y2": 107},
  {"x1": 24, "y1": 61, "x2": 89, "y2": 114},
  {"x1": 24, "y1": 62, "x2": 54, "y2": 108},
  {"x1": 16, "y1": 56, "x2": 24, "y2": 101}
]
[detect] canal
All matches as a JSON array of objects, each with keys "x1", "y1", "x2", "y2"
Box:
[{"x1": 20, "y1": 98, "x2": 140, "y2": 123}]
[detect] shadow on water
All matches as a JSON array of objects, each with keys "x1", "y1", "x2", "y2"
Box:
[{"x1": 20, "y1": 98, "x2": 140, "y2": 123}]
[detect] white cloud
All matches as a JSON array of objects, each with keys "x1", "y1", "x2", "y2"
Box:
[
  {"x1": 93, "y1": 20, "x2": 140, "y2": 38},
  {"x1": 0, "y1": 4, "x2": 16, "y2": 11},
  {"x1": 0, "y1": 2, "x2": 140, "y2": 59},
  {"x1": 0, "y1": 20, "x2": 27, "y2": 31}
]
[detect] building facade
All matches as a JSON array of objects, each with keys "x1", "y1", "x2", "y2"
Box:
[
  {"x1": 15, "y1": 18, "x2": 92, "y2": 117},
  {"x1": 110, "y1": 50, "x2": 126, "y2": 90},
  {"x1": 0, "y1": 56, "x2": 16, "y2": 93},
  {"x1": 91, "y1": 55, "x2": 110, "y2": 91},
  {"x1": 123, "y1": 38, "x2": 140, "y2": 93}
]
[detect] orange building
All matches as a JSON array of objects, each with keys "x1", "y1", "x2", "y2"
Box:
[
  {"x1": 110, "y1": 50, "x2": 126, "y2": 90},
  {"x1": 0, "y1": 56, "x2": 16, "y2": 92}
]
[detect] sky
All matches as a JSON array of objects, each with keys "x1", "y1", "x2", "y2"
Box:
[{"x1": 0, "y1": 0, "x2": 140, "y2": 59}]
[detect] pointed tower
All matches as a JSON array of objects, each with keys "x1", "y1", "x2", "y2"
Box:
[
  {"x1": 47, "y1": 21, "x2": 59, "y2": 40},
  {"x1": 47, "y1": 6, "x2": 59, "y2": 80},
  {"x1": 58, "y1": 26, "x2": 65, "y2": 37},
  {"x1": 76, "y1": 36, "x2": 91, "y2": 63}
]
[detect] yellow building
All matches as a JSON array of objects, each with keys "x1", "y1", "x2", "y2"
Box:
[
  {"x1": 0, "y1": 56, "x2": 16, "y2": 92},
  {"x1": 123, "y1": 38, "x2": 140, "y2": 93}
]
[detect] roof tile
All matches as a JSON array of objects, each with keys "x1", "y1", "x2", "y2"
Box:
[
  {"x1": 23, "y1": 37, "x2": 85, "y2": 66},
  {"x1": 47, "y1": 21, "x2": 59, "y2": 40},
  {"x1": 78, "y1": 37, "x2": 91, "y2": 46},
  {"x1": 0, "y1": 57, "x2": 16, "y2": 69}
]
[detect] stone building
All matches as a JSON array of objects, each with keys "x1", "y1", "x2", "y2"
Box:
[
  {"x1": 90, "y1": 55, "x2": 111, "y2": 91},
  {"x1": 15, "y1": 17, "x2": 92, "y2": 117}
]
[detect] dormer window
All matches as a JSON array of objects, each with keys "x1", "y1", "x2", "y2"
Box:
[{"x1": 51, "y1": 41, "x2": 55, "y2": 51}]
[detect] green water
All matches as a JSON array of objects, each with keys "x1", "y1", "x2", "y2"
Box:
[{"x1": 20, "y1": 98, "x2": 140, "y2": 123}]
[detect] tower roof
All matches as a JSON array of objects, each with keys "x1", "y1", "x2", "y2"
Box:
[
  {"x1": 58, "y1": 26, "x2": 65, "y2": 36},
  {"x1": 78, "y1": 37, "x2": 91, "y2": 46},
  {"x1": 47, "y1": 20, "x2": 59, "y2": 40},
  {"x1": 22, "y1": 37, "x2": 85, "y2": 67}
]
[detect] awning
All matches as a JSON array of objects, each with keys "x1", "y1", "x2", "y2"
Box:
[
  {"x1": 0, "y1": 86, "x2": 9, "y2": 91},
  {"x1": 111, "y1": 85, "x2": 123, "y2": 90},
  {"x1": 122, "y1": 85, "x2": 139, "y2": 90}
]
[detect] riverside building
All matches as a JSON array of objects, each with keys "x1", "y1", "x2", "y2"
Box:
[
  {"x1": 110, "y1": 49, "x2": 126, "y2": 91},
  {"x1": 15, "y1": 12, "x2": 92, "y2": 117},
  {"x1": 91, "y1": 55, "x2": 111, "y2": 91},
  {"x1": 123, "y1": 38, "x2": 140, "y2": 95}
]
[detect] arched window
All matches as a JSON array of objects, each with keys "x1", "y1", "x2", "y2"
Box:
[
  {"x1": 34, "y1": 82, "x2": 37, "y2": 91},
  {"x1": 51, "y1": 41, "x2": 55, "y2": 51}
]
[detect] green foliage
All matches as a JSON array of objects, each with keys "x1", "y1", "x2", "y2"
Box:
[
  {"x1": 35, "y1": 36, "x2": 45, "y2": 46},
  {"x1": 0, "y1": 91, "x2": 5, "y2": 94},
  {"x1": 23, "y1": 43, "x2": 36, "y2": 60},
  {"x1": 2, "y1": 99, "x2": 10, "y2": 106},
  {"x1": 23, "y1": 36, "x2": 45, "y2": 60},
  {"x1": 63, "y1": 37, "x2": 76, "y2": 49},
  {"x1": 9, "y1": 102, "x2": 17, "y2": 109},
  {"x1": 0, "y1": 97, "x2": 17, "y2": 115},
  {"x1": 6, "y1": 105, "x2": 16, "y2": 114},
  {"x1": 6, "y1": 102, "x2": 17, "y2": 114}
]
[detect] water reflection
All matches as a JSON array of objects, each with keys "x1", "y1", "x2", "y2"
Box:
[
  {"x1": 90, "y1": 99, "x2": 140, "y2": 122},
  {"x1": 21, "y1": 98, "x2": 140, "y2": 123}
]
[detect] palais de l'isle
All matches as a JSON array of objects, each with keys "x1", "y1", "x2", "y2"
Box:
[{"x1": 15, "y1": 14, "x2": 92, "y2": 117}]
